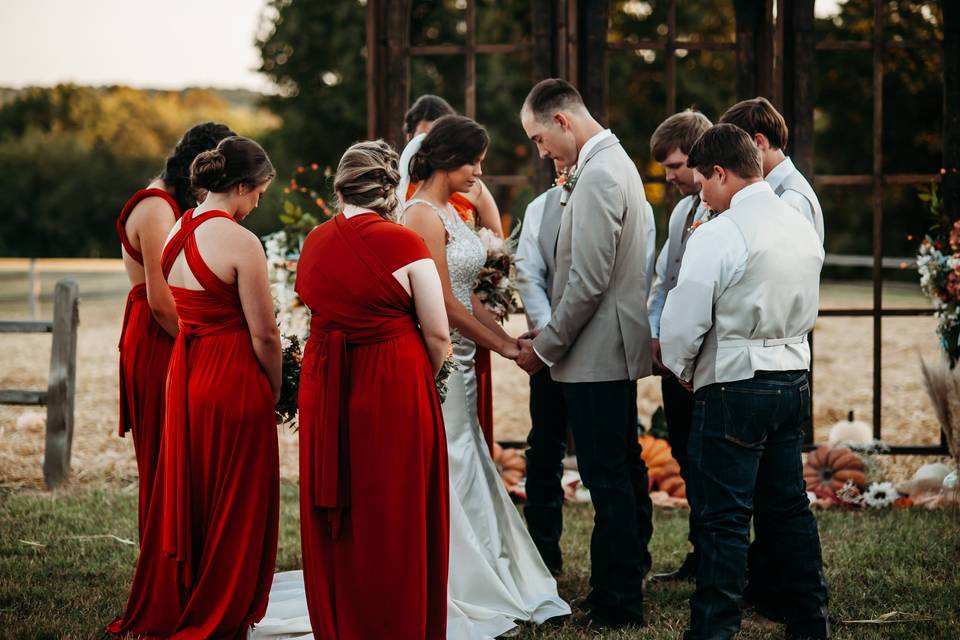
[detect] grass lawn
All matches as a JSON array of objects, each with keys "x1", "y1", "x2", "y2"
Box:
[{"x1": 1, "y1": 482, "x2": 958, "y2": 639}]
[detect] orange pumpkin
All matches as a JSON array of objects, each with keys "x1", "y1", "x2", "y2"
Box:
[
  {"x1": 492, "y1": 443, "x2": 526, "y2": 491},
  {"x1": 803, "y1": 445, "x2": 867, "y2": 492},
  {"x1": 638, "y1": 434, "x2": 686, "y2": 498}
]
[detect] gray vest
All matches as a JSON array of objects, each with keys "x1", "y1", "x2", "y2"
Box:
[
  {"x1": 663, "y1": 195, "x2": 702, "y2": 294},
  {"x1": 535, "y1": 187, "x2": 564, "y2": 304},
  {"x1": 774, "y1": 168, "x2": 824, "y2": 243},
  {"x1": 692, "y1": 188, "x2": 823, "y2": 390}
]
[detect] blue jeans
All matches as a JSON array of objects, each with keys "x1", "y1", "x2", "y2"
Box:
[{"x1": 684, "y1": 371, "x2": 829, "y2": 640}]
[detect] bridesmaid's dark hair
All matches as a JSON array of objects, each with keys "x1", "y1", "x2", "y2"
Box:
[
  {"x1": 408, "y1": 115, "x2": 489, "y2": 183},
  {"x1": 160, "y1": 122, "x2": 236, "y2": 212},
  {"x1": 190, "y1": 136, "x2": 276, "y2": 194},
  {"x1": 404, "y1": 94, "x2": 455, "y2": 136},
  {"x1": 335, "y1": 140, "x2": 401, "y2": 221}
]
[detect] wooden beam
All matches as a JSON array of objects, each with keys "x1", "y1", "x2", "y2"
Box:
[
  {"x1": 734, "y1": 0, "x2": 760, "y2": 98},
  {"x1": 465, "y1": 0, "x2": 476, "y2": 120},
  {"x1": 366, "y1": 0, "x2": 378, "y2": 139},
  {"x1": 43, "y1": 279, "x2": 79, "y2": 489},
  {"x1": 0, "y1": 321, "x2": 53, "y2": 333},
  {"x1": 0, "y1": 389, "x2": 47, "y2": 405}
]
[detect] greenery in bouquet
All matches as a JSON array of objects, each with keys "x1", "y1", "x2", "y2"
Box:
[
  {"x1": 473, "y1": 223, "x2": 523, "y2": 323},
  {"x1": 276, "y1": 334, "x2": 303, "y2": 430},
  {"x1": 435, "y1": 332, "x2": 462, "y2": 405},
  {"x1": 917, "y1": 181, "x2": 960, "y2": 365}
]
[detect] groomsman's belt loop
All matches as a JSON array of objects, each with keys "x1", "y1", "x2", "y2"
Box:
[{"x1": 717, "y1": 335, "x2": 808, "y2": 348}]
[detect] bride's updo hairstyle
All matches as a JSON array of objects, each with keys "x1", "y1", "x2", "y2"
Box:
[
  {"x1": 190, "y1": 136, "x2": 276, "y2": 194},
  {"x1": 334, "y1": 140, "x2": 402, "y2": 220},
  {"x1": 408, "y1": 115, "x2": 489, "y2": 183}
]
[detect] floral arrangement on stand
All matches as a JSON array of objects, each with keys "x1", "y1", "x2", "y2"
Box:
[
  {"x1": 915, "y1": 179, "x2": 960, "y2": 507},
  {"x1": 916, "y1": 181, "x2": 960, "y2": 364},
  {"x1": 473, "y1": 224, "x2": 523, "y2": 323},
  {"x1": 263, "y1": 163, "x2": 334, "y2": 429}
]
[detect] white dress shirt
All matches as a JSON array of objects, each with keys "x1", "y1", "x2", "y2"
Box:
[
  {"x1": 516, "y1": 190, "x2": 553, "y2": 330},
  {"x1": 765, "y1": 156, "x2": 815, "y2": 228},
  {"x1": 659, "y1": 184, "x2": 757, "y2": 382},
  {"x1": 647, "y1": 195, "x2": 710, "y2": 338}
]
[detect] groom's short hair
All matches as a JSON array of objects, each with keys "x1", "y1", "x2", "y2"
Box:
[
  {"x1": 523, "y1": 79, "x2": 587, "y2": 121},
  {"x1": 686, "y1": 124, "x2": 763, "y2": 179},
  {"x1": 720, "y1": 97, "x2": 789, "y2": 150},
  {"x1": 650, "y1": 110, "x2": 713, "y2": 162}
]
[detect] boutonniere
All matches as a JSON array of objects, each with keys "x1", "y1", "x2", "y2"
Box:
[
  {"x1": 557, "y1": 170, "x2": 579, "y2": 207},
  {"x1": 687, "y1": 211, "x2": 718, "y2": 235}
]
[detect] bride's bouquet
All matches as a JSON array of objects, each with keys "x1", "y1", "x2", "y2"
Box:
[
  {"x1": 473, "y1": 224, "x2": 523, "y2": 323},
  {"x1": 276, "y1": 334, "x2": 303, "y2": 429}
]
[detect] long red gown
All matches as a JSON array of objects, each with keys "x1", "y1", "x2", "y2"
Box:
[
  {"x1": 108, "y1": 209, "x2": 279, "y2": 639},
  {"x1": 117, "y1": 188, "x2": 180, "y2": 537},
  {"x1": 295, "y1": 213, "x2": 449, "y2": 640},
  {"x1": 405, "y1": 183, "x2": 496, "y2": 455}
]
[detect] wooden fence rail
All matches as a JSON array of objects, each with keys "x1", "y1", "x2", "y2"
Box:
[{"x1": 0, "y1": 279, "x2": 79, "y2": 488}]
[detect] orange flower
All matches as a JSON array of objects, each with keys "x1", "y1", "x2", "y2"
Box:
[
  {"x1": 316, "y1": 197, "x2": 325, "y2": 207},
  {"x1": 297, "y1": 166, "x2": 305, "y2": 173},
  {"x1": 290, "y1": 180, "x2": 298, "y2": 189},
  {"x1": 283, "y1": 187, "x2": 290, "y2": 194},
  {"x1": 311, "y1": 163, "x2": 319, "y2": 171},
  {"x1": 894, "y1": 496, "x2": 913, "y2": 509}
]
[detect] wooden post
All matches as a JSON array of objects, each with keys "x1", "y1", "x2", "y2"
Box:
[
  {"x1": 577, "y1": 0, "x2": 608, "y2": 125},
  {"x1": 43, "y1": 279, "x2": 79, "y2": 489},
  {"x1": 944, "y1": 1, "x2": 960, "y2": 221},
  {"x1": 734, "y1": 0, "x2": 775, "y2": 100},
  {"x1": 531, "y1": 0, "x2": 560, "y2": 194},
  {"x1": 782, "y1": 0, "x2": 815, "y2": 178},
  {"x1": 28, "y1": 258, "x2": 40, "y2": 320},
  {"x1": 370, "y1": 0, "x2": 410, "y2": 150}
]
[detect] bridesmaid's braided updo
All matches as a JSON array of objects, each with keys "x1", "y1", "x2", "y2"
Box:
[{"x1": 334, "y1": 140, "x2": 402, "y2": 221}]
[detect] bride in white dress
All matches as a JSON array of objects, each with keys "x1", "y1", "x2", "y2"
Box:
[{"x1": 254, "y1": 119, "x2": 568, "y2": 639}]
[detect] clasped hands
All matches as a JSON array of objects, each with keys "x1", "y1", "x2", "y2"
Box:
[{"x1": 501, "y1": 329, "x2": 545, "y2": 375}]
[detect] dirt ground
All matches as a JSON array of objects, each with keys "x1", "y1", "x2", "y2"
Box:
[{"x1": 0, "y1": 265, "x2": 948, "y2": 489}]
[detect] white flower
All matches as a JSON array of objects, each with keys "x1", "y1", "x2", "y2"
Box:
[
  {"x1": 476, "y1": 227, "x2": 505, "y2": 254},
  {"x1": 862, "y1": 481, "x2": 899, "y2": 508}
]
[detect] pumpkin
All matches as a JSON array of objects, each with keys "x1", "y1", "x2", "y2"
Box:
[
  {"x1": 803, "y1": 445, "x2": 867, "y2": 492},
  {"x1": 638, "y1": 434, "x2": 686, "y2": 498},
  {"x1": 492, "y1": 443, "x2": 526, "y2": 491}
]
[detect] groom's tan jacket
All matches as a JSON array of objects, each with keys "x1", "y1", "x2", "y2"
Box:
[{"x1": 533, "y1": 135, "x2": 652, "y2": 383}]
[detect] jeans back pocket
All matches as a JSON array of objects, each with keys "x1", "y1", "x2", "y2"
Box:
[{"x1": 720, "y1": 386, "x2": 782, "y2": 448}]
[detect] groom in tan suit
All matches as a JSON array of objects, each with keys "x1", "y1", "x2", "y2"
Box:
[{"x1": 518, "y1": 78, "x2": 653, "y2": 630}]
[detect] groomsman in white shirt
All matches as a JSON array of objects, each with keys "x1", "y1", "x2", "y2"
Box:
[
  {"x1": 720, "y1": 97, "x2": 824, "y2": 619},
  {"x1": 720, "y1": 97, "x2": 824, "y2": 243},
  {"x1": 660, "y1": 124, "x2": 829, "y2": 640},
  {"x1": 645, "y1": 110, "x2": 712, "y2": 583},
  {"x1": 515, "y1": 161, "x2": 568, "y2": 576}
]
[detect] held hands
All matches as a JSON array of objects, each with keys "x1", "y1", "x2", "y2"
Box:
[
  {"x1": 516, "y1": 338, "x2": 545, "y2": 375},
  {"x1": 651, "y1": 338, "x2": 670, "y2": 377}
]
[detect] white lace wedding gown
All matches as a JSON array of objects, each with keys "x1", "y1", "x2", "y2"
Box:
[{"x1": 253, "y1": 201, "x2": 568, "y2": 640}]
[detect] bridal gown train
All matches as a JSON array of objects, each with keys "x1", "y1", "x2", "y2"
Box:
[{"x1": 254, "y1": 202, "x2": 569, "y2": 639}]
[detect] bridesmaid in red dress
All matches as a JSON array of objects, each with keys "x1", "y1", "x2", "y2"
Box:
[
  {"x1": 109, "y1": 136, "x2": 280, "y2": 639},
  {"x1": 402, "y1": 95, "x2": 503, "y2": 455},
  {"x1": 117, "y1": 122, "x2": 236, "y2": 537},
  {"x1": 296, "y1": 140, "x2": 450, "y2": 639}
]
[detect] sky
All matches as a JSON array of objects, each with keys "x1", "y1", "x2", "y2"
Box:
[
  {"x1": 0, "y1": 0, "x2": 847, "y2": 93},
  {"x1": 0, "y1": 0, "x2": 274, "y2": 91}
]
